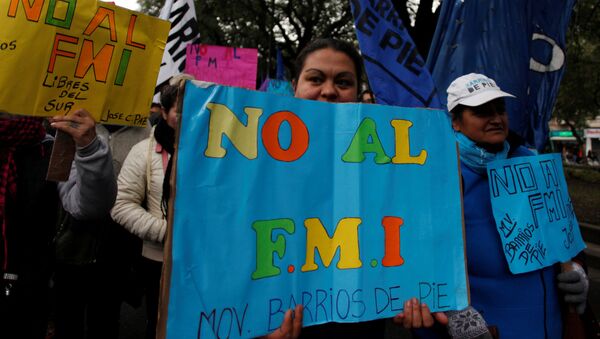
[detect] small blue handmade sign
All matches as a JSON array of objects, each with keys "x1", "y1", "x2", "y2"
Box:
[
  {"x1": 487, "y1": 153, "x2": 586, "y2": 274},
  {"x1": 166, "y1": 82, "x2": 468, "y2": 338}
]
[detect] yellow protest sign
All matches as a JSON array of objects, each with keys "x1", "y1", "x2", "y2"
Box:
[{"x1": 0, "y1": 0, "x2": 170, "y2": 126}]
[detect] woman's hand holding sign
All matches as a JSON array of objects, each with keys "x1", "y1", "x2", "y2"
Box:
[
  {"x1": 50, "y1": 108, "x2": 97, "y2": 148},
  {"x1": 263, "y1": 305, "x2": 303, "y2": 339},
  {"x1": 264, "y1": 298, "x2": 444, "y2": 338},
  {"x1": 393, "y1": 298, "x2": 448, "y2": 328}
]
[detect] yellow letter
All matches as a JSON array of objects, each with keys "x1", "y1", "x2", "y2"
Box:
[
  {"x1": 204, "y1": 104, "x2": 262, "y2": 159},
  {"x1": 390, "y1": 119, "x2": 427, "y2": 165},
  {"x1": 301, "y1": 218, "x2": 362, "y2": 272}
]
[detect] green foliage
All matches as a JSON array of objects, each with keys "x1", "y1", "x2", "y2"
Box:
[
  {"x1": 139, "y1": 0, "x2": 357, "y2": 81},
  {"x1": 194, "y1": 0, "x2": 356, "y2": 80},
  {"x1": 136, "y1": 0, "x2": 438, "y2": 84},
  {"x1": 555, "y1": 0, "x2": 600, "y2": 144},
  {"x1": 139, "y1": 0, "x2": 164, "y2": 16}
]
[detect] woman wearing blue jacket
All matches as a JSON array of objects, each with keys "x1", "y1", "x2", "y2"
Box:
[{"x1": 446, "y1": 73, "x2": 588, "y2": 338}]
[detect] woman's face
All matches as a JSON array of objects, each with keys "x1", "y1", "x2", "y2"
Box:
[
  {"x1": 452, "y1": 99, "x2": 509, "y2": 150},
  {"x1": 293, "y1": 48, "x2": 358, "y2": 103},
  {"x1": 162, "y1": 105, "x2": 178, "y2": 129}
]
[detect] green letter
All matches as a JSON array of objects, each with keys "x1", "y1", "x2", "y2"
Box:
[
  {"x1": 342, "y1": 118, "x2": 391, "y2": 164},
  {"x1": 46, "y1": 0, "x2": 76, "y2": 29},
  {"x1": 251, "y1": 219, "x2": 294, "y2": 280}
]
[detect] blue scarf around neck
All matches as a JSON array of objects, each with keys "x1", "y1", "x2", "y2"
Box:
[{"x1": 455, "y1": 131, "x2": 510, "y2": 175}]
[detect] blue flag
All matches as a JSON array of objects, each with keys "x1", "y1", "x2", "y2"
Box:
[
  {"x1": 350, "y1": 0, "x2": 443, "y2": 108},
  {"x1": 426, "y1": 0, "x2": 576, "y2": 151},
  {"x1": 258, "y1": 78, "x2": 294, "y2": 96},
  {"x1": 276, "y1": 48, "x2": 285, "y2": 80}
]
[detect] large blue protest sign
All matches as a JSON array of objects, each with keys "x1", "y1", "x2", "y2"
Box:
[
  {"x1": 350, "y1": 0, "x2": 443, "y2": 108},
  {"x1": 487, "y1": 154, "x2": 585, "y2": 274},
  {"x1": 167, "y1": 82, "x2": 468, "y2": 338},
  {"x1": 426, "y1": 0, "x2": 576, "y2": 151}
]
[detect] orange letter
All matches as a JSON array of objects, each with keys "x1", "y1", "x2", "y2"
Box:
[
  {"x1": 125, "y1": 15, "x2": 146, "y2": 49},
  {"x1": 83, "y1": 7, "x2": 117, "y2": 42},
  {"x1": 261, "y1": 111, "x2": 309, "y2": 162},
  {"x1": 48, "y1": 33, "x2": 78, "y2": 73},
  {"x1": 74, "y1": 39, "x2": 114, "y2": 82},
  {"x1": 381, "y1": 216, "x2": 404, "y2": 267},
  {"x1": 8, "y1": 0, "x2": 44, "y2": 21}
]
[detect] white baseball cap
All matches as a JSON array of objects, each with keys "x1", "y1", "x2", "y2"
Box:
[{"x1": 446, "y1": 73, "x2": 515, "y2": 112}]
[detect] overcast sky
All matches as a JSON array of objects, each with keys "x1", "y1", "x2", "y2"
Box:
[{"x1": 103, "y1": 0, "x2": 141, "y2": 11}]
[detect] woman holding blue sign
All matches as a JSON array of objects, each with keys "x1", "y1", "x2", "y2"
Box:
[
  {"x1": 263, "y1": 38, "x2": 448, "y2": 339},
  {"x1": 446, "y1": 73, "x2": 589, "y2": 338}
]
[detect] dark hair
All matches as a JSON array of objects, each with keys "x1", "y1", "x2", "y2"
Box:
[
  {"x1": 361, "y1": 88, "x2": 375, "y2": 97},
  {"x1": 450, "y1": 104, "x2": 467, "y2": 121},
  {"x1": 160, "y1": 85, "x2": 179, "y2": 112},
  {"x1": 294, "y1": 38, "x2": 364, "y2": 90},
  {"x1": 360, "y1": 88, "x2": 375, "y2": 103},
  {"x1": 450, "y1": 98, "x2": 506, "y2": 121},
  {"x1": 151, "y1": 102, "x2": 161, "y2": 109}
]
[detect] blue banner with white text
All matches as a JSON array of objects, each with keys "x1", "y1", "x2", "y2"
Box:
[
  {"x1": 350, "y1": 0, "x2": 443, "y2": 109},
  {"x1": 426, "y1": 0, "x2": 576, "y2": 151},
  {"x1": 166, "y1": 82, "x2": 468, "y2": 338}
]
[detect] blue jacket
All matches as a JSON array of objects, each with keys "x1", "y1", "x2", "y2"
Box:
[
  {"x1": 462, "y1": 145, "x2": 562, "y2": 339},
  {"x1": 415, "y1": 145, "x2": 563, "y2": 339}
]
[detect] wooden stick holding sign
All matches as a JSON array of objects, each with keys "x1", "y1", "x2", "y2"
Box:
[
  {"x1": 47, "y1": 109, "x2": 99, "y2": 182},
  {"x1": 157, "y1": 79, "x2": 187, "y2": 339},
  {"x1": 46, "y1": 130, "x2": 76, "y2": 182}
]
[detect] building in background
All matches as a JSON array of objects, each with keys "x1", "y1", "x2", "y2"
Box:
[{"x1": 549, "y1": 116, "x2": 600, "y2": 164}]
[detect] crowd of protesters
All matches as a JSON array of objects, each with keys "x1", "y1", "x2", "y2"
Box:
[
  {"x1": 563, "y1": 146, "x2": 600, "y2": 166},
  {"x1": 0, "y1": 37, "x2": 592, "y2": 339}
]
